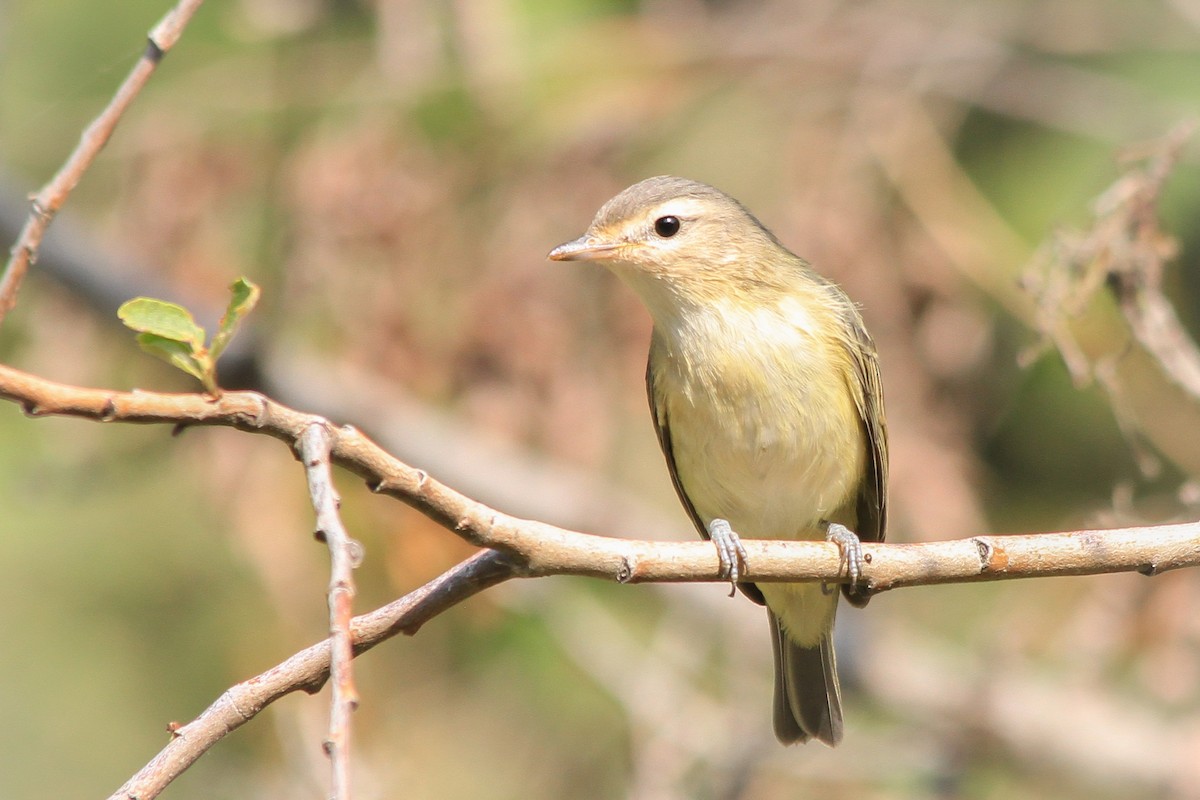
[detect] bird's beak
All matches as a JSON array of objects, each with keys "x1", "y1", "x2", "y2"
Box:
[{"x1": 547, "y1": 235, "x2": 625, "y2": 262}]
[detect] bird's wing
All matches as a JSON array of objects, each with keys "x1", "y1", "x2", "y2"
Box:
[
  {"x1": 646, "y1": 333, "x2": 767, "y2": 606},
  {"x1": 847, "y1": 321, "x2": 888, "y2": 544},
  {"x1": 841, "y1": 310, "x2": 888, "y2": 606}
]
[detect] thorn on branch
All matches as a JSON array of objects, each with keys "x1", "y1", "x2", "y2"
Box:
[
  {"x1": 299, "y1": 673, "x2": 330, "y2": 695},
  {"x1": 974, "y1": 537, "x2": 1009, "y2": 573},
  {"x1": 143, "y1": 37, "x2": 166, "y2": 64},
  {"x1": 973, "y1": 537, "x2": 990, "y2": 567},
  {"x1": 29, "y1": 197, "x2": 50, "y2": 222},
  {"x1": 347, "y1": 540, "x2": 365, "y2": 568},
  {"x1": 366, "y1": 477, "x2": 398, "y2": 494},
  {"x1": 250, "y1": 393, "x2": 269, "y2": 427},
  {"x1": 616, "y1": 557, "x2": 634, "y2": 583}
]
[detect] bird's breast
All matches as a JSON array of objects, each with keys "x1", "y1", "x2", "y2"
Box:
[{"x1": 653, "y1": 296, "x2": 865, "y2": 541}]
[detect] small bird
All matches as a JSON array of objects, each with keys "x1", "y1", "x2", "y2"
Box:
[{"x1": 549, "y1": 176, "x2": 887, "y2": 745}]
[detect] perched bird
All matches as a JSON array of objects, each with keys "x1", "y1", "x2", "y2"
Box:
[{"x1": 549, "y1": 176, "x2": 887, "y2": 745}]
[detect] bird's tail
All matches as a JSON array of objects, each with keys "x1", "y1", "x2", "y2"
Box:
[{"x1": 769, "y1": 612, "x2": 843, "y2": 746}]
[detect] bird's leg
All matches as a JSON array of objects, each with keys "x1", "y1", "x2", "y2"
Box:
[
  {"x1": 822, "y1": 521, "x2": 863, "y2": 589},
  {"x1": 707, "y1": 518, "x2": 748, "y2": 596}
]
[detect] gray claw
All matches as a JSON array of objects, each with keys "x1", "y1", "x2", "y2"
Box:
[
  {"x1": 707, "y1": 518, "x2": 747, "y2": 595},
  {"x1": 825, "y1": 522, "x2": 864, "y2": 587}
]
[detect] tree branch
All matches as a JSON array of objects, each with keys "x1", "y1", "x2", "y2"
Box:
[
  {"x1": 2, "y1": 362, "x2": 1198, "y2": 591},
  {"x1": 0, "y1": 0, "x2": 206, "y2": 323},
  {"x1": 298, "y1": 423, "x2": 363, "y2": 800},
  {"x1": 107, "y1": 549, "x2": 520, "y2": 800}
]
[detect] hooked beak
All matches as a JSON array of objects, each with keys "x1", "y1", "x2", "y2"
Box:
[{"x1": 547, "y1": 235, "x2": 626, "y2": 262}]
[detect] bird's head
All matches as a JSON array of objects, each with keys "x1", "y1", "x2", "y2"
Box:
[{"x1": 549, "y1": 176, "x2": 799, "y2": 315}]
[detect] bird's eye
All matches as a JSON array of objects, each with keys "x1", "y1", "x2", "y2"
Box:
[{"x1": 653, "y1": 216, "x2": 681, "y2": 238}]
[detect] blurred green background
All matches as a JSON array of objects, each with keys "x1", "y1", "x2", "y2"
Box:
[{"x1": 2, "y1": 1, "x2": 1200, "y2": 798}]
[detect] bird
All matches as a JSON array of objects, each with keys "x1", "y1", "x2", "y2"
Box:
[{"x1": 548, "y1": 176, "x2": 887, "y2": 745}]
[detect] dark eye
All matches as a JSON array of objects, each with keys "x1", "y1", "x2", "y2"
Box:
[{"x1": 654, "y1": 216, "x2": 681, "y2": 238}]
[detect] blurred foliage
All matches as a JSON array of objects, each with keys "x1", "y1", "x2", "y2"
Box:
[{"x1": 2, "y1": 0, "x2": 1200, "y2": 798}]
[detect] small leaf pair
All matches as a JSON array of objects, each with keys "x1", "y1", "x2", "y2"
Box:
[{"x1": 118, "y1": 278, "x2": 260, "y2": 395}]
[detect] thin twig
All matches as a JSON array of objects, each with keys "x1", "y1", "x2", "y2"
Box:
[
  {"x1": 2, "y1": 362, "x2": 1199, "y2": 589},
  {"x1": 299, "y1": 423, "x2": 363, "y2": 800},
  {"x1": 0, "y1": 0, "x2": 206, "y2": 323},
  {"x1": 107, "y1": 549, "x2": 518, "y2": 800}
]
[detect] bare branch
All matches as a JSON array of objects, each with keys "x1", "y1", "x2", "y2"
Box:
[
  {"x1": 298, "y1": 423, "x2": 363, "y2": 800},
  {"x1": 107, "y1": 549, "x2": 519, "y2": 800},
  {"x1": 0, "y1": 0, "x2": 206, "y2": 323},
  {"x1": 2, "y1": 362, "x2": 1199, "y2": 590}
]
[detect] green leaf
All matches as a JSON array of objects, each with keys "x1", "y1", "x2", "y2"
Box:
[
  {"x1": 118, "y1": 298, "x2": 206, "y2": 351},
  {"x1": 134, "y1": 333, "x2": 210, "y2": 384},
  {"x1": 209, "y1": 277, "x2": 260, "y2": 362}
]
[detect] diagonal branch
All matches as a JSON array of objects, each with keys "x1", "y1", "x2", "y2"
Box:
[
  {"x1": 107, "y1": 549, "x2": 520, "y2": 800},
  {"x1": 2, "y1": 362, "x2": 1199, "y2": 590},
  {"x1": 0, "y1": 0, "x2": 206, "y2": 323}
]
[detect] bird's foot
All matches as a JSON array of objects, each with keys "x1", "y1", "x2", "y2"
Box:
[
  {"x1": 823, "y1": 521, "x2": 864, "y2": 589},
  {"x1": 707, "y1": 518, "x2": 747, "y2": 597}
]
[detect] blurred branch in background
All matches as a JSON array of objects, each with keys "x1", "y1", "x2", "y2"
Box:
[
  {"x1": 1022, "y1": 122, "x2": 1200, "y2": 479},
  {"x1": 0, "y1": 0, "x2": 205, "y2": 321}
]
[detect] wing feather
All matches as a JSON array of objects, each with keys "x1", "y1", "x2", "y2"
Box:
[{"x1": 840, "y1": 308, "x2": 888, "y2": 606}]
